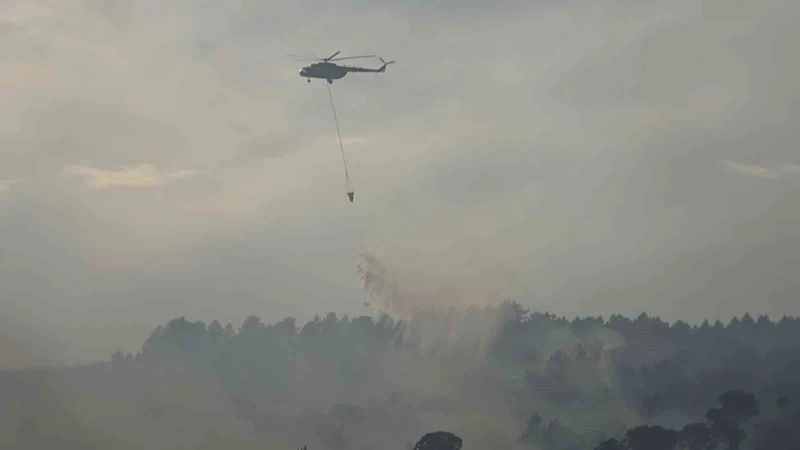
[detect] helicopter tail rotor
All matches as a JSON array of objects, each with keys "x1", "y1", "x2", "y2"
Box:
[{"x1": 378, "y1": 57, "x2": 395, "y2": 72}]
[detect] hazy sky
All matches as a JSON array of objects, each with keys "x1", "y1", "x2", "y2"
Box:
[{"x1": 1, "y1": 0, "x2": 799, "y2": 365}]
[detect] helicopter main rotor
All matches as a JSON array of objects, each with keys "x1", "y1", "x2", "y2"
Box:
[{"x1": 287, "y1": 50, "x2": 377, "y2": 63}]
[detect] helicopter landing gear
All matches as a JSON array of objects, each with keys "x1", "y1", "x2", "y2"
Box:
[{"x1": 327, "y1": 79, "x2": 333, "y2": 84}]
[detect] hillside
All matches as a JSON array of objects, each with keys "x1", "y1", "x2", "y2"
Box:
[{"x1": 1, "y1": 302, "x2": 799, "y2": 449}]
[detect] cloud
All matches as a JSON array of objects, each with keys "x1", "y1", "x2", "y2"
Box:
[
  {"x1": 0, "y1": 178, "x2": 22, "y2": 193},
  {"x1": 779, "y1": 164, "x2": 800, "y2": 174},
  {"x1": 64, "y1": 164, "x2": 200, "y2": 189},
  {"x1": 721, "y1": 161, "x2": 800, "y2": 180},
  {"x1": 721, "y1": 161, "x2": 781, "y2": 180}
]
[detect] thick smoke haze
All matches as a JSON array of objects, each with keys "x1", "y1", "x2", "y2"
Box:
[
  {"x1": 3, "y1": 1, "x2": 800, "y2": 448},
  {"x1": 0, "y1": 303, "x2": 640, "y2": 449},
  {"x1": 6, "y1": 308, "x2": 799, "y2": 449}
]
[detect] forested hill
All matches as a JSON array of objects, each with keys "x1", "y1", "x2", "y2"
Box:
[{"x1": 2, "y1": 301, "x2": 800, "y2": 449}]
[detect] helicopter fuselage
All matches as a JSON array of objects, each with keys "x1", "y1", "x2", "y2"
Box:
[
  {"x1": 300, "y1": 62, "x2": 347, "y2": 83},
  {"x1": 299, "y1": 61, "x2": 387, "y2": 83}
]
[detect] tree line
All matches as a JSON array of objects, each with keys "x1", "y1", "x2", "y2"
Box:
[{"x1": 1, "y1": 301, "x2": 799, "y2": 449}]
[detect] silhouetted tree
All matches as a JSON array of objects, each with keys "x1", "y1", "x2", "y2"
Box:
[
  {"x1": 679, "y1": 423, "x2": 716, "y2": 450},
  {"x1": 625, "y1": 425, "x2": 679, "y2": 450},
  {"x1": 594, "y1": 437, "x2": 626, "y2": 450},
  {"x1": 519, "y1": 412, "x2": 544, "y2": 444},
  {"x1": 706, "y1": 390, "x2": 759, "y2": 450},
  {"x1": 718, "y1": 390, "x2": 759, "y2": 421},
  {"x1": 413, "y1": 431, "x2": 463, "y2": 450}
]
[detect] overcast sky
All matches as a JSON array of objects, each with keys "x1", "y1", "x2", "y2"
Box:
[{"x1": 1, "y1": 0, "x2": 799, "y2": 365}]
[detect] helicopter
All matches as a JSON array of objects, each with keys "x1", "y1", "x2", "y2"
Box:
[{"x1": 289, "y1": 51, "x2": 395, "y2": 84}]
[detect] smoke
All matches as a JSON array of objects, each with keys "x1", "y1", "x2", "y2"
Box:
[
  {"x1": 355, "y1": 244, "x2": 513, "y2": 317},
  {"x1": 355, "y1": 244, "x2": 514, "y2": 360},
  {"x1": 0, "y1": 321, "x2": 59, "y2": 369},
  {"x1": 354, "y1": 243, "x2": 630, "y2": 367},
  {"x1": 0, "y1": 238, "x2": 632, "y2": 449},
  {"x1": 0, "y1": 303, "x2": 634, "y2": 449},
  {"x1": 355, "y1": 246, "x2": 402, "y2": 315}
]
